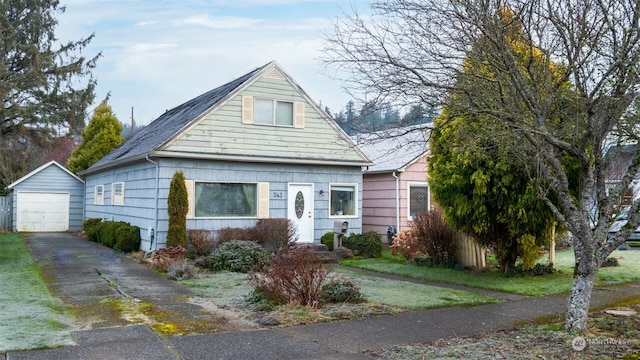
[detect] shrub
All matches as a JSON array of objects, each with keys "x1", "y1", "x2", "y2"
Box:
[
  {"x1": 505, "y1": 263, "x2": 556, "y2": 277},
  {"x1": 188, "y1": 229, "x2": 216, "y2": 256},
  {"x1": 166, "y1": 260, "x2": 196, "y2": 280},
  {"x1": 390, "y1": 229, "x2": 425, "y2": 260},
  {"x1": 115, "y1": 224, "x2": 141, "y2": 253},
  {"x1": 321, "y1": 232, "x2": 335, "y2": 251},
  {"x1": 208, "y1": 240, "x2": 270, "y2": 273},
  {"x1": 342, "y1": 232, "x2": 383, "y2": 258},
  {"x1": 255, "y1": 219, "x2": 297, "y2": 252},
  {"x1": 153, "y1": 246, "x2": 187, "y2": 271},
  {"x1": 96, "y1": 221, "x2": 128, "y2": 248},
  {"x1": 218, "y1": 227, "x2": 259, "y2": 244},
  {"x1": 602, "y1": 257, "x2": 620, "y2": 267},
  {"x1": 333, "y1": 246, "x2": 354, "y2": 259},
  {"x1": 83, "y1": 218, "x2": 102, "y2": 242},
  {"x1": 166, "y1": 170, "x2": 188, "y2": 248},
  {"x1": 321, "y1": 279, "x2": 363, "y2": 303},
  {"x1": 411, "y1": 210, "x2": 458, "y2": 266},
  {"x1": 248, "y1": 247, "x2": 331, "y2": 307}
]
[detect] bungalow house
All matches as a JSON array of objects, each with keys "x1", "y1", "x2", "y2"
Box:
[
  {"x1": 80, "y1": 61, "x2": 372, "y2": 251},
  {"x1": 354, "y1": 125, "x2": 433, "y2": 243}
]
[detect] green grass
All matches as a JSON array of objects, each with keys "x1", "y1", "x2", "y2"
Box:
[
  {"x1": 340, "y1": 249, "x2": 640, "y2": 296},
  {"x1": 334, "y1": 268, "x2": 498, "y2": 309},
  {"x1": 0, "y1": 233, "x2": 75, "y2": 352}
]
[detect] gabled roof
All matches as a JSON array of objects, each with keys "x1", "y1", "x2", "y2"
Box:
[
  {"x1": 354, "y1": 125, "x2": 431, "y2": 174},
  {"x1": 82, "y1": 61, "x2": 370, "y2": 175},
  {"x1": 82, "y1": 64, "x2": 265, "y2": 175},
  {"x1": 8, "y1": 160, "x2": 84, "y2": 189}
]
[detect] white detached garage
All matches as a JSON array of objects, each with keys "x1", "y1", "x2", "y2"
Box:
[{"x1": 7, "y1": 161, "x2": 84, "y2": 232}]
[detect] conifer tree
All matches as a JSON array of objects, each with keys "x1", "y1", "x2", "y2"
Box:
[
  {"x1": 166, "y1": 170, "x2": 188, "y2": 248},
  {"x1": 66, "y1": 101, "x2": 124, "y2": 174}
]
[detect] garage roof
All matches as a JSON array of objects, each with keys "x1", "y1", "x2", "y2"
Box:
[{"x1": 7, "y1": 161, "x2": 84, "y2": 190}]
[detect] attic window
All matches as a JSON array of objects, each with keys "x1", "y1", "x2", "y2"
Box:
[
  {"x1": 242, "y1": 95, "x2": 305, "y2": 128},
  {"x1": 255, "y1": 98, "x2": 294, "y2": 126}
]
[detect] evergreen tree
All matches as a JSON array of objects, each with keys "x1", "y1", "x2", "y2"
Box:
[
  {"x1": 66, "y1": 101, "x2": 124, "y2": 174},
  {"x1": 0, "y1": 0, "x2": 98, "y2": 190},
  {"x1": 166, "y1": 170, "x2": 188, "y2": 248}
]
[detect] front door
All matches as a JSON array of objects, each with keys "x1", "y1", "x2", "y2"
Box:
[{"x1": 288, "y1": 183, "x2": 314, "y2": 243}]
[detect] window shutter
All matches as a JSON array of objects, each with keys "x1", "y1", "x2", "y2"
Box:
[
  {"x1": 258, "y1": 182, "x2": 270, "y2": 219},
  {"x1": 242, "y1": 96, "x2": 254, "y2": 124},
  {"x1": 294, "y1": 102, "x2": 305, "y2": 128},
  {"x1": 185, "y1": 180, "x2": 195, "y2": 219}
]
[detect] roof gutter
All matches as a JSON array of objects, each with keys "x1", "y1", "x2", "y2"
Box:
[{"x1": 145, "y1": 155, "x2": 160, "y2": 251}]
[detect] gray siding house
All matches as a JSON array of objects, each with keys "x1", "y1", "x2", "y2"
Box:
[
  {"x1": 7, "y1": 161, "x2": 85, "y2": 232},
  {"x1": 80, "y1": 61, "x2": 371, "y2": 251}
]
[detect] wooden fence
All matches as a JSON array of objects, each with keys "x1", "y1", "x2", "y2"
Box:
[{"x1": 0, "y1": 196, "x2": 12, "y2": 231}]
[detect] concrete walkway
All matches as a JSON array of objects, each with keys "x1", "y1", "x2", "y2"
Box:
[{"x1": 7, "y1": 233, "x2": 640, "y2": 360}]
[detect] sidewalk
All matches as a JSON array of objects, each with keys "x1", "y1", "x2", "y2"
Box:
[{"x1": 7, "y1": 233, "x2": 640, "y2": 360}]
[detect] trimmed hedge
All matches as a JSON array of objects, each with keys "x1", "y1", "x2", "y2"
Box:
[
  {"x1": 83, "y1": 218, "x2": 103, "y2": 242},
  {"x1": 86, "y1": 219, "x2": 141, "y2": 253},
  {"x1": 342, "y1": 231, "x2": 383, "y2": 258}
]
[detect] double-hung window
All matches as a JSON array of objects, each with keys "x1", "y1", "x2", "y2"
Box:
[
  {"x1": 94, "y1": 185, "x2": 104, "y2": 205},
  {"x1": 112, "y1": 182, "x2": 125, "y2": 206}
]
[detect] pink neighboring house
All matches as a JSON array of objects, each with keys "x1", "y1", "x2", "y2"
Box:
[{"x1": 354, "y1": 125, "x2": 432, "y2": 244}]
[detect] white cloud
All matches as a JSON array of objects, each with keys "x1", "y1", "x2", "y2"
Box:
[{"x1": 181, "y1": 15, "x2": 263, "y2": 29}]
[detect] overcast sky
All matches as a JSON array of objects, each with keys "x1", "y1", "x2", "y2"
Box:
[{"x1": 56, "y1": 0, "x2": 371, "y2": 126}]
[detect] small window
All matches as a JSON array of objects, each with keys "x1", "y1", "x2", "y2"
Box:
[
  {"x1": 330, "y1": 184, "x2": 356, "y2": 217},
  {"x1": 254, "y1": 98, "x2": 294, "y2": 126},
  {"x1": 112, "y1": 182, "x2": 125, "y2": 206},
  {"x1": 195, "y1": 182, "x2": 257, "y2": 218},
  {"x1": 94, "y1": 185, "x2": 104, "y2": 205},
  {"x1": 408, "y1": 183, "x2": 430, "y2": 218}
]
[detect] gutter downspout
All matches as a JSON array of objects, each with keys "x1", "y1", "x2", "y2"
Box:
[
  {"x1": 392, "y1": 171, "x2": 400, "y2": 232},
  {"x1": 145, "y1": 155, "x2": 159, "y2": 251}
]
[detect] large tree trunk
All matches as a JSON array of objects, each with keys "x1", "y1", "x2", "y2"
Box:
[{"x1": 565, "y1": 262, "x2": 598, "y2": 332}]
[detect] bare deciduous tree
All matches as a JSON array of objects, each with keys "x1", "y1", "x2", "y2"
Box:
[{"x1": 323, "y1": 0, "x2": 640, "y2": 332}]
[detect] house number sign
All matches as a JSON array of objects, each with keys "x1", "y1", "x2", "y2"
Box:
[{"x1": 272, "y1": 192, "x2": 284, "y2": 199}]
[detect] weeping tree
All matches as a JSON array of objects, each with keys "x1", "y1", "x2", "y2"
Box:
[
  {"x1": 166, "y1": 170, "x2": 188, "y2": 248},
  {"x1": 0, "y1": 0, "x2": 99, "y2": 192},
  {"x1": 323, "y1": 0, "x2": 640, "y2": 332}
]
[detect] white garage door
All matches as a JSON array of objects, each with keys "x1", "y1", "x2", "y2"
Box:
[{"x1": 16, "y1": 192, "x2": 70, "y2": 232}]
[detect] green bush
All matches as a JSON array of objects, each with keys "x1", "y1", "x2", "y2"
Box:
[
  {"x1": 95, "y1": 221, "x2": 128, "y2": 249},
  {"x1": 321, "y1": 232, "x2": 335, "y2": 251},
  {"x1": 505, "y1": 263, "x2": 556, "y2": 277},
  {"x1": 166, "y1": 170, "x2": 188, "y2": 248},
  {"x1": 115, "y1": 224, "x2": 141, "y2": 253},
  {"x1": 321, "y1": 279, "x2": 363, "y2": 303},
  {"x1": 208, "y1": 240, "x2": 270, "y2": 273},
  {"x1": 342, "y1": 231, "x2": 383, "y2": 258},
  {"x1": 83, "y1": 218, "x2": 103, "y2": 242}
]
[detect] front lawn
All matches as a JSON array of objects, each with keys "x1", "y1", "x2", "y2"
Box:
[
  {"x1": 0, "y1": 233, "x2": 75, "y2": 352},
  {"x1": 340, "y1": 248, "x2": 640, "y2": 296},
  {"x1": 179, "y1": 267, "x2": 498, "y2": 327}
]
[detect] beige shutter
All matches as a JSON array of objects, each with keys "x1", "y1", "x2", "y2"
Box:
[
  {"x1": 185, "y1": 180, "x2": 195, "y2": 219},
  {"x1": 258, "y1": 182, "x2": 269, "y2": 219},
  {"x1": 294, "y1": 101, "x2": 305, "y2": 128},
  {"x1": 242, "y1": 96, "x2": 254, "y2": 124}
]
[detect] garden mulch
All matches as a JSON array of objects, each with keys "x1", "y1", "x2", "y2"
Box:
[{"x1": 6, "y1": 233, "x2": 640, "y2": 360}]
